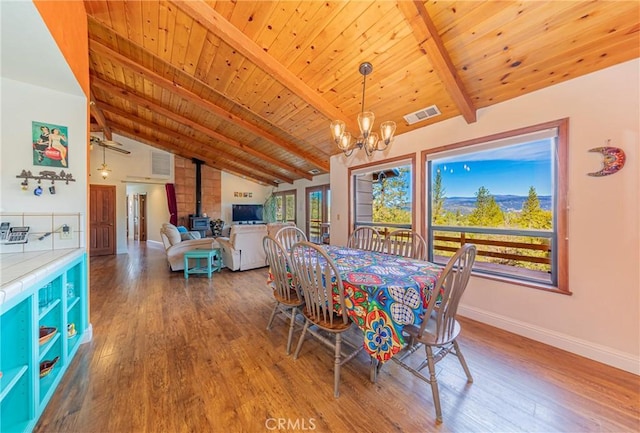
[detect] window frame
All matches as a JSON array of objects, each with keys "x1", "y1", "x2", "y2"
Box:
[
  {"x1": 421, "y1": 118, "x2": 569, "y2": 294},
  {"x1": 348, "y1": 153, "x2": 416, "y2": 238}
]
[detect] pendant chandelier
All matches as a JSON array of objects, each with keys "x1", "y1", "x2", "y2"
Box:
[
  {"x1": 330, "y1": 62, "x2": 396, "y2": 157},
  {"x1": 97, "y1": 144, "x2": 111, "y2": 179}
]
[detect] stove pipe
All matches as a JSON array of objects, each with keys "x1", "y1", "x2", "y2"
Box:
[{"x1": 193, "y1": 158, "x2": 203, "y2": 217}]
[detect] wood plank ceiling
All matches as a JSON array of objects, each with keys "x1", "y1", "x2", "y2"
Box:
[{"x1": 85, "y1": 0, "x2": 640, "y2": 185}]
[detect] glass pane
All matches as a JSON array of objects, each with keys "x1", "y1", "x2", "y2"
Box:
[
  {"x1": 308, "y1": 190, "x2": 322, "y2": 243},
  {"x1": 353, "y1": 164, "x2": 412, "y2": 237},
  {"x1": 275, "y1": 196, "x2": 283, "y2": 221},
  {"x1": 430, "y1": 139, "x2": 553, "y2": 229},
  {"x1": 284, "y1": 194, "x2": 295, "y2": 221}
]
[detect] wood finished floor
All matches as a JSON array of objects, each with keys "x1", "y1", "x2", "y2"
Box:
[{"x1": 35, "y1": 242, "x2": 639, "y2": 433}]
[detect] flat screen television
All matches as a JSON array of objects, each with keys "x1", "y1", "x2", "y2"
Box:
[{"x1": 232, "y1": 204, "x2": 264, "y2": 223}]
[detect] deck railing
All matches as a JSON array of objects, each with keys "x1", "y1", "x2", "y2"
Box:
[
  {"x1": 431, "y1": 225, "x2": 554, "y2": 284},
  {"x1": 308, "y1": 218, "x2": 330, "y2": 244},
  {"x1": 354, "y1": 222, "x2": 555, "y2": 284}
]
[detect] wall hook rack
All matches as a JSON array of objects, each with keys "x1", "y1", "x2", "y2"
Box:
[{"x1": 16, "y1": 169, "x2": 76, "y2": 185}]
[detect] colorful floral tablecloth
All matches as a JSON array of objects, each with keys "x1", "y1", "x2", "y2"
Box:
[
  {"x1": 322, "y1": 246, "x2": 442, "y2": 363},
  {"x1": 267, "y1": 245, "x2": 442, "y2": 363}
]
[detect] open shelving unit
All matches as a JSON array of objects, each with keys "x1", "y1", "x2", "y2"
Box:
[{"x1": 0, "y1": 252, "x2": 87, "y2": 433}]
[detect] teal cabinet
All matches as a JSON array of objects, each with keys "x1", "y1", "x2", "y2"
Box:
[{"x1": 0, "y1": 252, "x2": 87, "y2": 433}]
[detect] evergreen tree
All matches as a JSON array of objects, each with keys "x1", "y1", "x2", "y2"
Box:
[
  {"x1": 468, "y1": 186, "x2": 504, "y2": 227},
  {"x1": 519, "y1": 186, "x2": 552, "y2": 229},
  {"x1": 372, "y1": 167, "x2": 411, "y2": 224},
  {"x1": 432, "y1": 170, "x2": 446, "y2": 225},
  {"x1": 520, "y1": 186, "x2": 539, "y2": 228}
]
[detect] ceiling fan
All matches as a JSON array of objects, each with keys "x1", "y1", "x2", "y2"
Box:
[{"x1": 89, "y1": 136, "x2": 131, "y2": 155}]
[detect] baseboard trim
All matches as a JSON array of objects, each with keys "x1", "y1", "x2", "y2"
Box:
[
  {"x1": 81, "y1": 323, "x2": 93, "y2": 344},
  {"x1": 458, "y1": 305, "x2": 639, "y2": 375}
]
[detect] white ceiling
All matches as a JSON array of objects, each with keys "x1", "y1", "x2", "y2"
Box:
[{"x1": 0, "y1": 1, "x2": 83, "y2": 96}]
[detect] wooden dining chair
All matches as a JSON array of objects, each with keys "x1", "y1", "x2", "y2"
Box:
[
  {"x1": 275, "y1": 226, "x2": 307, "y2": 251},
  {"x1": 393, "y1": 244, "x2": 477, "y2": 423},
  {"x1": 347, "y1": 226, "x2": 381, "y2": 252},
  {"x1": 383, "y1": 229, "x2": 428, "y2": 260},
  {"x1": 263, "y1": 235, "x2": 304, "y2": 355},
  {"x1": 289, "y1": 241, "x2": 363, "y2": 398}
]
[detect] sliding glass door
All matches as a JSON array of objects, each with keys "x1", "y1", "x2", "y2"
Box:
[{"x1": 306, "y1": 185, "x2": 330, "y2": 244}]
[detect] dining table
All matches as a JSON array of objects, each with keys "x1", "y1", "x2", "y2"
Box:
[{"x1": 267, "y1": 244, "x2": 443, "y2": 380}]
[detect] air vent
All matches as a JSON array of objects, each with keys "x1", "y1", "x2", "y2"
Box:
[
  {"x1": 403, "y1": 105, "x2": 441, "y2": 125},
  {"x1": 151, "y1": 151, "x2": 171, "y2": 177},
  {"x1": 308, "y1": 169, "x2": 321, "y2": 175}
]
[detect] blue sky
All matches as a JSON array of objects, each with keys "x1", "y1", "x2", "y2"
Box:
[{"x1": 432, "y1": 139, "x2": 553, "y2": 197}]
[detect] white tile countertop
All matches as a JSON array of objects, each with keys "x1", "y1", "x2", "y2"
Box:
[{"x1": 0, "y1": 248, "x2": 85, "y2": 306}]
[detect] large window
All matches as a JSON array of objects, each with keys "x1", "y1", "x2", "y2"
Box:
[
  {"x1": 350, "y1": 155, "x2": 415, "y2": 239},
  {"x1": 424, "y1": 119, "x2": 568, "y2": 293}
]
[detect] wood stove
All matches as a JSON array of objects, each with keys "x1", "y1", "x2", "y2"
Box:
[{"x1": 189, "y1": 216, "x2": 210, "y2": 232}]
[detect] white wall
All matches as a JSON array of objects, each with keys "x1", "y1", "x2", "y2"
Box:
[
  {"x1": 89, "y1": 133, "x2": 173, "y2": 253},
  {"x1": 331, "y1": 59, "x2": 640, "y2": 373},
  {"x1": 220, "y1": 172, "x2": 272, "y2": 225},
  {"x1": 0, "y1": 77, "x2": 87, "y2": 251}
]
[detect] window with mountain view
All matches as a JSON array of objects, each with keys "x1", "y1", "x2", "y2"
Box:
[{"x1": 425, "y1": 119, "x2": 568, "y2": 292}]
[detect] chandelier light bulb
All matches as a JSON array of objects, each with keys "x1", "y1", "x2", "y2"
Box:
[
  {"x1": 380, "y1": 121, "x2": 396, "y2": 147},
  {"x1": 365, "y1": 132, "x2": 379, "y2": 155},
  {"x1": 330, "y1": 120, "x2": 346, "y2": 144},
  {"x1": 337, "y1": 132, "x2": 352, "y2": 151},
  {"x1": 357, "y1": 111, "x2": 375, "y2": 138}
]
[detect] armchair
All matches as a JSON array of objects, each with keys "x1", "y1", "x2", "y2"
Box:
[
  {"x1": 160, "y1": 223, "x2": 219, "y2": 271},
  {"x1": 217, "y1": 224, "x2": 268, "y2": 271}
]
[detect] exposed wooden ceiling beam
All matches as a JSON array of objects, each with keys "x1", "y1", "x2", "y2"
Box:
[
  {"x1": 171, "y1": 0, "x2": 359, "y2": 133},
  {"x1": 398, "y1": 0, "x2": 476, "y2": 124},
  {"x1": 90, "y1": 76, "x2": 313, "y2": 180},
  {"x1": 86, "y1": 14, "x2": 332, "y2": 170},
  {"x1": 111, "y1": 125, "x2": 276, "y2": 186},
  {"x1": 89, "y1": 89, "x2": 112, "y2": 140},
  {"x1": 88, "y1": 37, "x2": 330, "y2": 172},
  {"x1": 97, "y1": 101, "x2": 294, "y2": 184},
  {"x1": 90, "y1": 123, "x2": 102, "y2": 132}
]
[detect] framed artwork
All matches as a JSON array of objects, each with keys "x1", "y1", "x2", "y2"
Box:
[{"x1": 32, "y1": 121, "x2": 69, "y2": 168}]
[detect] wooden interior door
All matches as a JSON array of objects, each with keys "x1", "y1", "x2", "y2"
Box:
[
  {"x1": 138, "y1": 194, "x2": 147, "y2": 241},
  {"x1": 133, "y1": 194, "x2": 139, "y2": 241},
  {"x1": 90, "y1": 185, "x2": 116, "y2": 256}
]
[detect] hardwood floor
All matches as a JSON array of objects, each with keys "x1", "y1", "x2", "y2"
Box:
[{"x1": 35, "y1": 242, "x2": 639, "y2": 433}]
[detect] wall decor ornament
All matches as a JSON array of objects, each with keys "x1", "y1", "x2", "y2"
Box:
[
  {"x1": 32, "y1": 121, "x2": 69, "y2": 168},
  {"x1": 587, "y1": 140, "x2": 626, "y2": 177},
  {"x1": 16, "y1": 169, "x2": 76, "y2": 188}
]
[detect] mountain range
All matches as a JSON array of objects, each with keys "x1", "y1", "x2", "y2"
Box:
[{"x1": 443, "y1": 195, "x2": 552, "y2": 214}]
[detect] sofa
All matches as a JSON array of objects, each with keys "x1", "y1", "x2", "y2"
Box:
[
  {"x1": 217, "y1": 224, "x2": 268, "y2": 271},
  {"x1": 160, "y1": 223, "x2": 219, "y2": 271}
]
